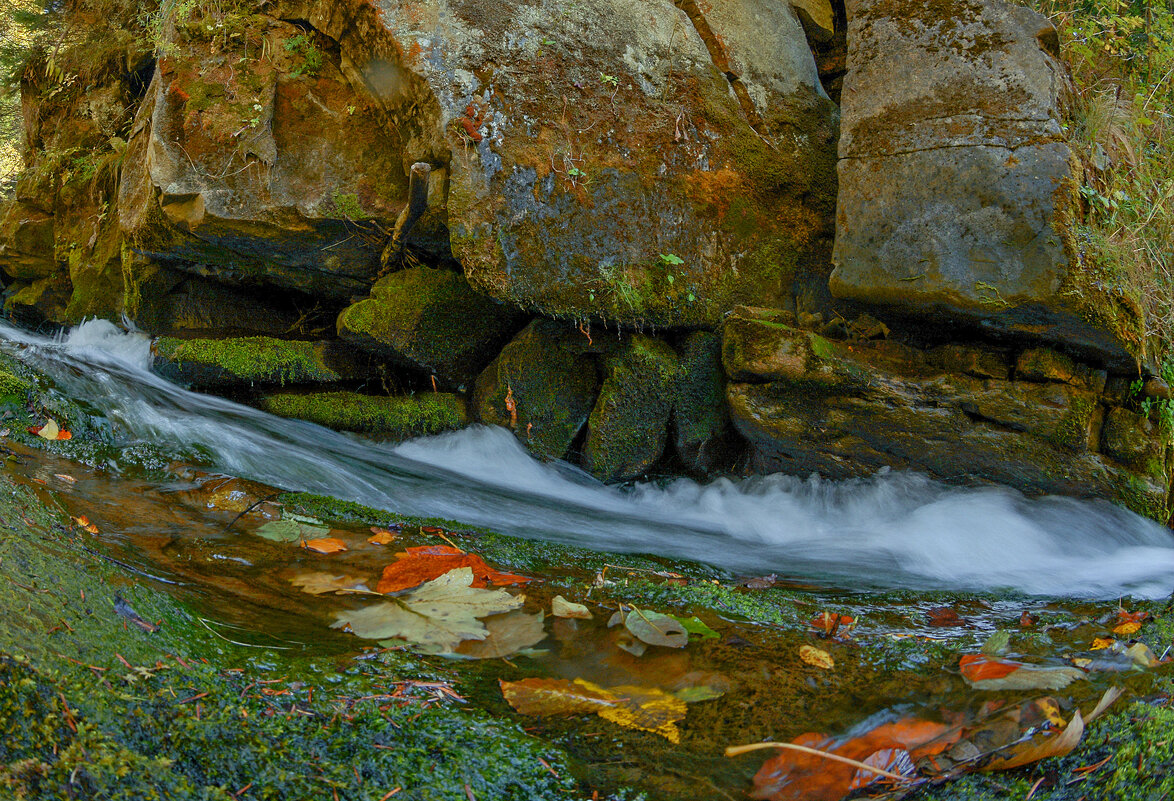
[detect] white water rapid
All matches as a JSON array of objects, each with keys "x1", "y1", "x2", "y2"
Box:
[{"x1": 5, "y1": 319, "x2": 1174, "y2": 599}]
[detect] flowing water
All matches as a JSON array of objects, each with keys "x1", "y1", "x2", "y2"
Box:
[{"x1": 4, "y1": 318, "x2": 1174, "y2": 600}]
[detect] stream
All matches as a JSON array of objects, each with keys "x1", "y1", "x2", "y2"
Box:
[{"x1": 4, "y1": 318, "x2": 1173, "y2": 600}]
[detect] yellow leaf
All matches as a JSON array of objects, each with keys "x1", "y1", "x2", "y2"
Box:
[
  {"x1": 800, "y1": 645, "x2": 834, "y2": 670},
  {"x1": 1113, "y1": 621, "x2": 1142, "y2": 636},
  {"x1": 1090, "y1": 638, "x2": 1116, "y2": 650},
  {"x1": 982, "y1": 710, "x2": 1083, "y2": 771},
  {"x1": 303, "y1": 537, "x2": 347, "y2": 554},
  {"x1": 368, "y1": 528, "x2": 397, "y2": 545},
  {"x1": 37, "y1": 419, "x2": 60, "y2": 440},
  {"x1": 500, "y1": 677, "x2": 687, "y2": 743}
]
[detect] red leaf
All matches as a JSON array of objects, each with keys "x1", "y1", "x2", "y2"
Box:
[
  {"x1": 376, "y1": 545, "x2": 531, "y2": 594},
  {"x1": 927, "y1": 607, "x2": 967, "y2": 627},
  {"x1": 959, "y1": 654, "x2": 1021, "y2": 682}
]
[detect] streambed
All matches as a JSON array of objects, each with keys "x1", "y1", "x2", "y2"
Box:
[{"x1": 1, "y1": 321, "x2": 1173, "y2": 800}]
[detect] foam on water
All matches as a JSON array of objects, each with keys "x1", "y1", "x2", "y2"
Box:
[{"x1": 7, "y1": 319, "x2": 1173, "y2": 599}]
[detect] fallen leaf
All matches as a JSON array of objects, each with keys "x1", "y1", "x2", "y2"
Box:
[
  {"x1": 31, "y1": 419, "x2": 72, "y2": 440},
  {"x1": 674, "y1": 615, "x2": 719, "y2": 640},
  {"x1": 290, "y1": 572, "x2": 370, "y2": 595},
  {"x1": 1019, "y1": 610, "x2": 1036, "y2": 628},
  {"x1": 332, "y1": 566, "x2": 523, "y2": 652},
  {"x1": 376, "y1": 545, "x2": 530, "y2": 594},
  {"x1": 624, "y1": 608, "x2": 689, "y2": 648},
  {"x1": 54, "y1": 474, "x2": 76, "y2": 484},
  {"x1": 809, "y1": 612, "x2": 855, "y2": 638},
  {"x1": 800, "y1": 645, "x2": 834, "y2": 670},
  {"x1": 303, "y1": 537, "x2": 348, "y2": 555},
  {"x1": 551, "y1": 595, "x2": 592, "y2": 619},
  {"x1": 1090, "y1": 638, "x2": 1116, "y2": 650},
  {"x1": 1113, "y1": 620, "x2": 1143, "y2": 636},
  {"x1": 255, "y1": 519, "x2": 329, "y2": 543},
  {"x1": 500, "y1": 677, "x2": 687, "y2": 743},
  {"x1": 980, "y1": 631, "x2": 1011, "y2": 656},
  {"x1": 456, "y1": 610, "x2": 547, "y2": 659},
  {"x1": 368, "y1": 529, "x2": 397, "y2": 545},
  {"x1": 982, "y1": 710, "x2": 1083, "y2": 771},
  {"x1": 959, "y1": 654, "x2": 1085, "y2": 690},
  {"x1": 72, "y1": 515, "x2": 99, "y2": 535},
  {"x1": 1126, "y1": 642, "x2": 1161, "y2": 668},
  {"x1": 927, "y1": 607, "x2": 968, "y2": 627}
]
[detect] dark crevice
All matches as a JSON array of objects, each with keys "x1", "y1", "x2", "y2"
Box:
[{"x1": 671, "y1": 0, "x2": 764, "y2": 129}]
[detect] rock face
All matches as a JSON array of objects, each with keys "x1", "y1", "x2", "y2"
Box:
[
  {"x1": 260, "y1": 391, "x2": 468, "y2": 440},
  {"x1": 584, "y1": 336, "x2": 680, "y2": 482},
  {"x1": 472, "y1": 320, "x2": 601, "y2": 462},
  {"x1": 154, "y1": 336, "x2": 367, "y2": 388},
  {"x1": 829, "y1": 0, "x2": 1142, "y2": 367},
  {"x1": 375, "y1": 0, "x2": 839, "y2": 327},
  {"x1": 337, "y1": 267, "x2": 525, "y2": 387},
  {"x1": 723, "y1": 308, "x2": 1169, "y2": 517}
]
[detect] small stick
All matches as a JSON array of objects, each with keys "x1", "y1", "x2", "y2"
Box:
[{"x1": 724, "y1": 742, "x2": 908, "y2": 781}]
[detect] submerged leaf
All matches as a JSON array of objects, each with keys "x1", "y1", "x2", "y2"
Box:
[
  {"x1": 552, "y1": 595, "x2": 593, "y2": 619},
  {"x1": 255, "y1": 519, "x2": 329, "y2": 543},
  {"x1": 333, "y1": 567, "x2": 523, "y2": 652},
  {"x1": 367, "y1": 528, "x2": 397, "y2": 545},
  {"x1": 982, "y1": 710, "x2": 1083, "y2": 771},
  {"x1": 303, "y1": 537, "x2": 347, "y2": 554},
  {"x1": 290, "y1": 572, "x2": 370, "y2": 595},
  {"x1": 376, "y1": 545, "x2": 530, "y2": 594},
  {"x1": 456, "y1": 610, "x2": 547, "y2": 659},
  {"x1": 674, "y1": 615, "x2": 719, "y2": 640},
  {"x1": 800, "y1": 645, "x2": 834, "y2": 670},
  {"x1": 959, "y1": 654, "x2": 1084, "y2": 690},
  {"x1": 624, "y1": 608, "x2": 688, "y2": 648},
  {"x1": 500, "y1": 677, "x2": 687, "y2": 742}
]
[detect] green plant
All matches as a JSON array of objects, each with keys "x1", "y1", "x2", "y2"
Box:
[{"x1": 283, "y1": 33, "x2": 322, "y2": 78}]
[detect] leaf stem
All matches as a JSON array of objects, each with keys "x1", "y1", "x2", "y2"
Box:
[{"x1": 723, "y1": 742, "x2": 909, "y2": 781}]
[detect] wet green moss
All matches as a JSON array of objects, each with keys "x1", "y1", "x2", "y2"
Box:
[
  {"x1": 1048, "y1": 395, "x2": 1096, "y2": 451},
  {"x1": 604, "y1": 578, "x2": 803, "y2": 628},
  {"x1": 0, "y1": 368, "x2": 30, "y2": 404},
  {"x1": 260, "y1": 391, "x2": 468, "y2": 440},
  {"x1": 155, "y1": 336, "x2": 351, "y2": 386}
]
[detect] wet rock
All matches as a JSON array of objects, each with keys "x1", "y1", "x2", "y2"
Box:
[
  {"x1": 1016, "y1": 347, "x2": 1107, "y2": 392},
  {"x1": 722, "y1": 306, "x2": 809, "y2": 383},
  {"x1": 723, "y1": 318, "x2": 1167, "y2": 516},
  {"x1": 584, "y1": 336, "x2": 680, "y2": 482},
  {"x1": 0, "y1": 204, "x2": 56, "y2": 281},
  {"x1": 132, "y1": 267, "x2": 301, "y2": 337},
  {"x1": 337, "y1": 267, "x2": 524, "y2": 387},
  {"x1": 259, "y1": 391, "x2": 467, "y2": 440},
  {"x1": 387, "y1": 0, "x2": 838, "y2": 327},
  {"x1": 4, "y1": 274, "x2": 72, "y2": 325},
  {"x1": 1101, "y1": 407, "x2": 1163, "y2": 471},
  {"x1": 928, "y1": 344, "x2": 1009, "y2": 380},
  {"x1": 1144, "y1": 378, "x2": 1173, "y2": 400},
  {"x1": 672, "y1": 332, "x2": 736, "y2": 472},
  {"x1": 472, "y1": 320, "x2": 600, "y2": 462},
  {"x1": 829, "y1": 0, "x2": 1142, "y2": 367},
  {"x1": 154, "y1": 336, "x2": 367, "y2": 388}
]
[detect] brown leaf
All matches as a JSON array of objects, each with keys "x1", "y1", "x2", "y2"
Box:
[
  {"x1": 376, "y1": 545, "x2": 530, "y2": 594},
  {"x1": 959, "y1": 654, "x2": 1084, "y2": 690},
  {"x1": 982, "y1": 710, "x2": 1083, "y2": 771},
  {"x1": 499, "y1": 677, "x2": 687, "y2": 742},
  {"x1": 456, "y1": 610, "x2": 547, "y2": 659},
  {"x1": 72, "y1": 515, "x2": 99, "y2": 535},
  {"x1": 303, "y1": 537, "x2": 347, "y2": 554},
  {"x1": 551, "y1": 595, "x2": 593, "y2": 619},
  {"x1": 368, "y1": 528, "x2": 397, "y2": 545},
  {"x1": 290, "y1": 572, "x2": 370, "y2": 595},
  {"x1": 927, "y1": 607, "x2": 968, "y2": 627}
]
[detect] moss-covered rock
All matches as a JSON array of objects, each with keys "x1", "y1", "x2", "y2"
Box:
[
  {"x1": 1101, "y1": 406, "x2": 1164, "y2": 470},
  {"x1": 154, "y1": 336, "x2": 366, "y2": 388},
  {"x1": 672, "y1": 331, "x2": 736, "y2": 472},
  {"x1": 260, "y1": 390, "x2": 468, "y2": 440},
  {"x1": 472, "y1": 319, "x2": 600, "y2": 461},
  {"x1": 0, "y1": 368, "x2": 31, "y2": 404},
  {"x1": 3, "y1": 274, "x2": 71, "y2": 326},
  {"x1": 337, "y1": 267, "x2": 524, "y2": 387},
  {"x1": 583, "y1": 335, "x2": 680, "y2": 481}
]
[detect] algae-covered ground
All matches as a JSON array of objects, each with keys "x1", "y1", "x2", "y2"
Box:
[{"x1": 1, "y1": 348, "x2": 1173, "y2": 801}]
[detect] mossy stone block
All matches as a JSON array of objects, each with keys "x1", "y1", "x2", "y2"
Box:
[
  {"x1": 472, "y1": 320, "x2": 600, "y2": 461},
  {"x1": 1101, "y1": 406, "x2": 1164, "y2": 470},
  {"x1": 154, "y1": 336, "x2": 364, "y2": 387},
  {"x1": 337, "y1": 267, "x2": 524, "y2": 386},
  {"x1": 260, "y1": 391, "x2": 467, "y2": 440},
  {"x1": 584, "y1": 335, "x2": 680, "y2": 482},
  {"x1": 672, "y1": 331, "x2": 733, "y2": 472}
]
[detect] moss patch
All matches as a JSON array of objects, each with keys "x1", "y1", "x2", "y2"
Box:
[
  {"x1": 260, "y1": 391, "x2": 468, "y2": 440},
  {"x1": 154, "y1": 336, "x2": 359, "y2": 387}
]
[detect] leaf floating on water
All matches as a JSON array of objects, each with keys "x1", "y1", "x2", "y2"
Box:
[
  {"x1": 673, "y1": 615, "x2": 719, "y2": 640},
  {"x1": 255, "y1": 519, "x2": 329, "y2": 543},
  {"x1": 551, "y1": 595, "x2": 593, "y2": 619},
  {"x1": 290, "y1": 572, "x2": 371, "y2": 596},
  {"x1": 456, "y1": 610, "x2": 547, "y2": 659},
  {"x1": 367, "y1": 528, "x2": 397, "y2": 545},
  {"x1": 376, "y1": 545, "x2": 530, "y2": 594},
  {"x1": 624, "y1": 608, "x2": 688, "y2": 648},
  {"x1": 1090, "y1": 637, "x2": 1116, "y2": 650},
  {"x1": 303, "y1": 537, "x2": 347, "y2": 555},
  {"x1": 981, "y1": 710, "x2": 1083, "y2": 772},
  {"x1": 959, "y1": 654, "x2": 1084, "y2": 690},
  {"x1": 333, "y1": 566, "x2": 523, "y2": 653},
  {"x1": 499, "y1": 677, "x2": 688, "y2": 743},
  {"x1": 800, "y1": 645, "x2": 834, "y2": 670},
  {"x1": 926, "y1": 607, "x2": 968, "y2": 627}
]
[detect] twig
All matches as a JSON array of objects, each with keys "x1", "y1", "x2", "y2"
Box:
[{"x1": 723, "y1": 741, "x2": 908, "y2": 781}]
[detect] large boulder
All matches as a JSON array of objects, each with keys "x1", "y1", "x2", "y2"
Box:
[
  {"x1": 672, "y1": 331, "x2": 735, "y2": 472},
  {"x1": 154, "y1": 335, "x2": 367, "y2": 388},
  {"x1": 337, "y1": 267, "x2": 524, "y2": 387},
  {"x1": 367, "y1": 0, "x2": 839, "y2": 327},
  {"x1": 259, "y1": 391, "x2": 468, "y2": 440},
  {"x1": 829, "y1": 0, "x2": 1142, "y2": 368},
  {"x1": 472, "y1": 320, "x2": 601, "y2": 461},
  {"x1": 584, "y1": 336, "x2": 680, "y2": 481},
  {"x1": 722, "y1": 308, "x2": 1170, "y2": 517}
]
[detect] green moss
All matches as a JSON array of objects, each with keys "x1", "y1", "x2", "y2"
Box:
[
  {"x1": 1114, "y1": 473, "x2": 1169, "y2": 522},
  {"x1": 807, "y1": 332, "x2": 836, "y2": 360},
  {"x1": 1047, "y1": 394, "x2": 1096, "y2": 451},
  {"x1": 0, "y1": 369, "x2": 30, "y2": 404},
  {"x1": 602, "y1": 578, "x2": 802, "y2": 628},
  {"x1": 260, "y1": 391, "x2": 468, "y2": 439},
  {"x1": 155, "y1": 336, "x2": 350, "y2": 386},
  {"x1": 327, "y1": 191, "x2": 366, "y2": 220}
]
